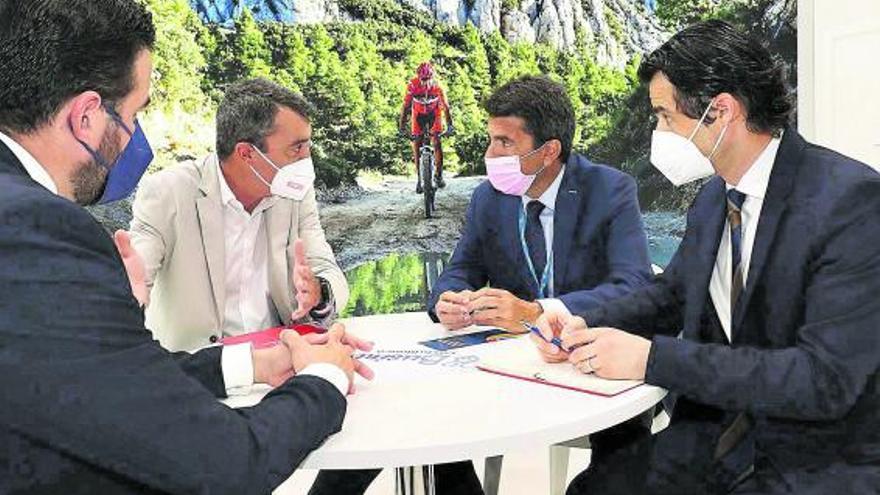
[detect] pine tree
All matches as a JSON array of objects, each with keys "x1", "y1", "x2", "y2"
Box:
[
  {"x1": 484, "y1": 30, "x2": 514, "y2": 87},
  {"x1": 461, "y1": 24, "x2": 491, "y2": 99},
  {"x1": 229, "y1": 7, "x2": 272, "y2": 79},
  {"x1": 404, "y1": 30, "x2": 435, "y2": 71},
  {"x1": 446, "y1": 63, "x2": 488, "y2": 175},
  {"x1": 508, "y1": 42, "x2": 540, "y2": 79},
  {"x1": 142, "y1": 0, "x2": 208, "y2": 112}
]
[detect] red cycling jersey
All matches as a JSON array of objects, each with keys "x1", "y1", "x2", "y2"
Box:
[{"x1": 403, "y1": 77, "x2": 448, "y2": 136}]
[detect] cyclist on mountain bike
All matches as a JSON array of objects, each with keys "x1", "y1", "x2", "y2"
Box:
[{"x1": 399, "y1": 62, "x2": 454, "y2": 193}]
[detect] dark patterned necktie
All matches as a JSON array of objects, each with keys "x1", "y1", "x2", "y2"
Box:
[
  {"x1": 727, "y1": 189, "x2": 747, "y2": 310},
  {"x1": 525, "y1": 200, "x2": 547, "y2": 286},
  {"x1": 715, "y1": 189, "x2": 754, "y2": 484}
]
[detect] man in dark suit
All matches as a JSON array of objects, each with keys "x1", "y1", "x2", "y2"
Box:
[
  {"x1": 0, "y1": 2, "x2": 368, "y2": 494},
  {"x1": 428, "y1": 77, "x2": 652, "y2": 329},
  {"x1": 534, "y1": 20, "x2": 880, "y2": 494},
  {"x1": 310, "y1": 76, "x2": 654, "y2": 494}
]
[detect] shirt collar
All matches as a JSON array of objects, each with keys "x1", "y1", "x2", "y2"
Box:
[
  {"x1": 216, "y1": 156, "x2": 278, "y2": 213},
  {"x1": 216, "y1": 157, "x2": 238, "y2": 207},
  {"x1": 523, "y1": 165, "x2": 565, "y2": 211},
  {"x1": 0, "y1": 130, "x2": 59, "y2": 195},
  {"x1": 726, "y1": 131, "x2": 783, "y2": 200}
]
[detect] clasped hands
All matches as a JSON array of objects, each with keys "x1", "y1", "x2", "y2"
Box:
[
  {"x1": 435, "y1": 288, "x2": 543, "y2": 332},
  {"x1": 253, "y1": 323, "x2": 375, "y2": 394},
  {"x1": 528, "y1": 310, "x2": 652, "y2": 381}
]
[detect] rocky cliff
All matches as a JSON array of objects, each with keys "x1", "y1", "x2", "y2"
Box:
[{"x1": 190, "y1": 0, "x2": 668, "y2": 67}]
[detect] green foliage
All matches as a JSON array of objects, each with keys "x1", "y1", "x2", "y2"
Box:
[
  {"x1": 228, "y1": 8, "x2": 272, "y2": 78},
  {"x1": 509, "y1": 43, "x2": 540, "y2": 79},
  {"x1": 484, "y1": 31, "x2": 515, "y2": 86},
  {"x1": 460, "y1": 24, "x2": 491, "y2": 100},
  {"x1": 142, "y1": 0, "x2": 209, "y2": 113},
  {"x1": 655, "y1": 0, "x2": 785, "y2": 32},
  {"x1": 446, "y1": 63, "x2": 488, "y2": 175},
  {"x1": 342, "y1": 252, "x2": 428, "y2": 316},
  {"x1": 501, "y1": 0, "x2": 520, "y2": 12},
  {"x1": 604, "y1": 6, "x2": 626, "y2": 45},
  {"x1": 403, "y1": 30, "x2": 436, "y2": 70},
  {"x1": 655, "y1": 0, "x2": 724, "y2": 29},
  {"x1": 338, "y1": 0, "x2": 447, "y2": 34}
]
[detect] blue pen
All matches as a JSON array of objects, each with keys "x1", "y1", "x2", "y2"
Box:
[{"x1": 520, "y1": 320, "x2": 568, "y2": 352}]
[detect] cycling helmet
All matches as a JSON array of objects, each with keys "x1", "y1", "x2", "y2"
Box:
[{"x1": 417, "y1": 62, "x2": 435, "y2": 81}]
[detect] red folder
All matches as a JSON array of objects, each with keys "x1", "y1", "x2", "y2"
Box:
[{"x1": 220, "y1": 324, "x2": 324, "y2": 349}]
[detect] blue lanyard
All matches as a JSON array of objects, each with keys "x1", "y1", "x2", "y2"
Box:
[{"x1": 518, "y1": 206, "x2": 554, "y2": 298}]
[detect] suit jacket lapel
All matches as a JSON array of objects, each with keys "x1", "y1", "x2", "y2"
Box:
[
  {"x1": 196, "y1": 155, "x2": 227, "y2": 327},
  {"x1": 496, "y1": 192, "x2": 536, "y2": 295},
  {"x1": 732, "y1": 130, "x2": 801, "y2": 337},
  {"x1": 552, "y1": 163, "x2": 582, "y2": 294},
  {"x1": 265, "y1": 200, "x2": 294, "y2": 323},
  {"x1": 0, "y1": 141, "x2": 26, "y2": 176},
  {"x1": 690, "y1": 177, "x2": 728, "y2": 340}
]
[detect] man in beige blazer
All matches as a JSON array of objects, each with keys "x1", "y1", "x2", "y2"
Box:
[{"x1": 130, "y1": 79, "x2": 348, "y2": 354}]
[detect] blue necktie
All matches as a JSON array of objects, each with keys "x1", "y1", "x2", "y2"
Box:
[
  {"x1": 525, "y1": 200, "x2": 547, "y2": 289},
  {"x1": 727, "y1": 189, "x2": 747, "y2": 309}
]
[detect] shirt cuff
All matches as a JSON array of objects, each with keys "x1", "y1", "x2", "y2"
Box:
[
  {"x1": 537, "y1": 298, "x2": 571, "y2": 317},
  {"x1": 221, "y1": 343, "x2": 254, "y2": 396},
  {"x1": 300, "y1": 363, "x2": 349, "y2": 396}
]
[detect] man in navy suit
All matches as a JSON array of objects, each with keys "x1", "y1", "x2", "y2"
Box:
[
  {"x1": 535, "y1": 20, "x2": 880, "y2": 494},
  {"x1": 0, "y1": 2, "x2": 370, "y2": 494},
  {"x1": 309, "y1": 76, "x2": 654, "y2": 495},
  {"x1": 428, "y1": 76, "x2": 652, "y2": 331}
]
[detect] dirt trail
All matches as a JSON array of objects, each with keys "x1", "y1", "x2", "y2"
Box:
[{"x1": 319, "y1": 176, "x2": 483, "y2": 270}]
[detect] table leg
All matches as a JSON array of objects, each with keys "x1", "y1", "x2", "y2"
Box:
[
  {"x1": 395, "y1": 465, "x2": 436, "y2": 495},
  {"x1": 483, "y1": 455, "x2": 503, "y2": 495}
]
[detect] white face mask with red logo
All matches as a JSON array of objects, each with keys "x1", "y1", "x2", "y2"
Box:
[{"x1": 251, "y1": 146, "x2": 316, "y2": 201}]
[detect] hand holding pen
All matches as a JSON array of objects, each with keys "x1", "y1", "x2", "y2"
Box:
[{"x1": 528, "y1": 311, "x2": 588, "y2": 365}]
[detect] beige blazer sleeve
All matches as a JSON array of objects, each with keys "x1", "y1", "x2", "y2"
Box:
[
  {"x1": 127, "y1": 160, "x2": 226, "y2": 351},
  {"x1": 129, "y1": 173, "x2": 174, "y2": 293},
  {"x1": 290, "y1": 188, "x2": 349, "y2": 315}
]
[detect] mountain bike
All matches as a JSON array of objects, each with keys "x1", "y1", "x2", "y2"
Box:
[
  {"x1": 402, "y1": 127, "x2": 451, "y2": 219},
  {"x1": 414, "y1": 129, "x2": 439, "y2": 218}
]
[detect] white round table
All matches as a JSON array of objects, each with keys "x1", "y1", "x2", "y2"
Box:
[{"x1": 223, "y1": 312, "x2": 666, "y2": 492}]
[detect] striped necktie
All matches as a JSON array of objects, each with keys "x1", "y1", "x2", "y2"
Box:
[
  {"x1": 727, "y1": 189, "x2": 747, "y2": 310},
  {"x1": 714, "y1": 189, "x2": 755, "y2": 484}
]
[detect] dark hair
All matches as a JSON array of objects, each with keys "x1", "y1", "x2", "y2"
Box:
[
  {"x1": 216, "y1": 78, "x2": 314, "y2": 160},
  {"x1": 0, "y1": 0, "x2": 155, "y2": 134},
  {"x1": 638, "y1": 20, "x2": 792, "y2": 136},
  {"x1": 484, "y1": 75, "x2": 575, "y2": 162}
]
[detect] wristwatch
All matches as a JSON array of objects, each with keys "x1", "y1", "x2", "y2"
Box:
[{"x1": 309, "y1": 277, "x2": 333, "y2": 319}]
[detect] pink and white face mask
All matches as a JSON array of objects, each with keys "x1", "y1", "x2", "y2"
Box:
[{"x1": 484, "y1": 145, "x2": 547, "y2": 196}]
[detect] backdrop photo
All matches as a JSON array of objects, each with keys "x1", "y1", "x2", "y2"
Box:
[{"x1": 89, "y1": 0, "x2": 798, "y2": 317}]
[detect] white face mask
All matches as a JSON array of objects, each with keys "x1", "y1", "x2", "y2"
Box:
[
  {"x1": 649, "y1": 99, "x2": 729, "y2": 186},
  {"x1": 251, "y1": 147, "x2": 316, "y2": 201}
]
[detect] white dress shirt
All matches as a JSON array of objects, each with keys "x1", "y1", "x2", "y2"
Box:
[
  {"x1": 217, "y1": 162, "x2": 281, "y2": 335},
  {"x1": 521, "y1": 166, "x2": 571, "y2": 316},
  {"x1": 215, "y1": 160, "x2": 347, "y2": 396},
  {"x1": 709, "y1": 133, "x2": 782, "y2": 342},
  {"x1": 0, "y1": 132, "x2": 347, "y2": 397}
]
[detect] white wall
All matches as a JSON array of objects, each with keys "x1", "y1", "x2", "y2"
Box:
[{"x1": 798, "y1": 0, "x2": 880, "y2": 169}]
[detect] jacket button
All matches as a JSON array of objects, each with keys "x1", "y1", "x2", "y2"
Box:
[{"x1": 209, "y1": 335, "x2": 219, "y2": 344}]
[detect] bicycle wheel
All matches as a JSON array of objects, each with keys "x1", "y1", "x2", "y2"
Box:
[{"x1": 420, "y1": 151, "x2": 434, "y2": 218}]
